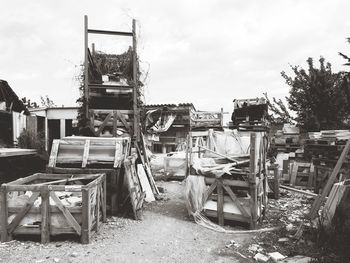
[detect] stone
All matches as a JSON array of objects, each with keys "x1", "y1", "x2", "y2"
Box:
[
  {"x1": 268, "y1": 252, "x2": 286, "y2": 262},
  {"x1": 253, "y1": 252, "x2": 270, "y2": 262}
]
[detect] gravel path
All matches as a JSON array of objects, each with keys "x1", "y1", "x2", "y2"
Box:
[{"x1": 0, "y1": 181, "x2": 254, "y2": 263}]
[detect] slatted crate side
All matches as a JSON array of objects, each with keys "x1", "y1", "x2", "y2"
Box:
[
  {"x1": 46, "y1": 167, "x2": 121, "y2": 215},
  {"x1": 0, "y1": 173, "x2": 106, "y2": 244}
]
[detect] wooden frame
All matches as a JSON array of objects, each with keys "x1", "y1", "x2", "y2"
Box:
[
  {"x1": 0, "y1": 173, "x2": 106, "y2": 244},
  {"x1": 186, "y1": 130, "x2": 268, "y2": 229},
  {"x1": 84, "y1": 15, "x2": 140, "y2": 143}
]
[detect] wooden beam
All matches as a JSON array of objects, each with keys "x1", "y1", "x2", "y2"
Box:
[
  {"x1": 7, "y1": 192, "x2": 40, "y2": 234},
  {"x1": 0, "y1": 186, "x2": 8, "y2": 242},
  {"x1": 81, "y1": 188, "x2": 91, "y2": 244},
  {"x1": 116, "y1": 110, "x2": 131, "y2": 133},
  {"x1": 223, "y1": 184, "x2": 250, "y2": 218},
  {"x1": 50, "y1": 192, "x2": 82, "y2": 235},
  {"x1": 84, "y1": 15, "x2": 89, "y2": 119},
  {"x1": 87, "y1": 29, "x2": 133, "y2": 36},
  {"x1": 217, "y1": 179, "x2": 224, "y2": 226},
  {"x1": 95, "y1": 112, "x2": 112, "y2": 136},
  {"x1": 309, "y1": 138, "x2": 350, "y2": 219},
  {"x1": 40, "y1": 187, "x2": 50, "y2": 244},
  {"x1": 132, "y1": 19, "x2": 140, "y2": 142},
  {"x1": 249, "y1": 133, "x2": 257, "y2": 229}
]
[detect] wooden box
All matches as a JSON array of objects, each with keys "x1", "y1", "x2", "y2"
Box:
[{"x1": 0, "y1": 173, "x2": 106, "y2": 244}]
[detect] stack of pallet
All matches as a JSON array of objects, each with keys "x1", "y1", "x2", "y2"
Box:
[
  {"x1": 304, "y1": 130, "x2": 350, "y2": 193},
  {"x1": 271, "y1": 124, "x2": 301, "y2": 154}
]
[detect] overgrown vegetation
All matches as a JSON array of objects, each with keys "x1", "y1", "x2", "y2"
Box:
[
  {"x1": 281, "y1": 57, "x2": 350, "y2": 131},
  {"x1": 17, "y1": 130, "x2": 46, "y2": 155}
]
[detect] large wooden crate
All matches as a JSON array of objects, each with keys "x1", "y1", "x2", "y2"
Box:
[
  {"x1": 0, "y1": 173, "x2": 106, "y2": 244},
  {"x1": 47, "y1": 136, "x2": 130, "y2": 215},
  {"x1": 187, "y1": 130, "x2": 268, "y2": 229}
]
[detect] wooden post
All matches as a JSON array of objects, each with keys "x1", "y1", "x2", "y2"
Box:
[
  {"x1": 274, "y1": 166, "x2": 280, "y2": 199},
  {"x1": 0, "y1": 186, "x2": 8, "y2": 242},
  {"x1": 84, "y1": 15, "x2": 89, "y2": 119},
  {"x1": 40, "y1": 187, "x2": 50, "y2": 244},
  {"x1": 217, "y1": 179, "x2": 224, "y2": 226},
  {"x1": 113, "y1": 111, "x2": 118, "y2": 137},
  {"x1": 249, "y1": 133, "x2": 257, "y2": 229},
  {"x1": 95, "y1": 185, "x2": 100, "y2": 232},
  {"x1": 185, "y1": 134, "x2": 190, "y2": 177},
  {"x1": 111, "y1": 170, "x2": 118, "y2": 215},
  {"x1": 132, "y1": 19, "x2": 140, "y2": 143},
  {"x1": 309, "y1": 138, "x2": 350, "y2": 219},
  {"x1": 102, "y1": 174, "x2": 107, "y2": 222},
  {"x1": 81, "y1": 188, "x2": 91, "y2": 244}
]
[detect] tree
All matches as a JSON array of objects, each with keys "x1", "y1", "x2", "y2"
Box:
[
  {"x1": 263, "y1": 93, "x2": 295, "y2": 125},
  {"x1": 281, "y1": 57, "x2": 350, "y2": 131},
  {"x1": 339, "y1": 38, "x2": 350, "y2": 66},
  {"x1": 40, "y1": 95, "x2": 56, "y2": 108},
  {"x1": 21, "y1": 97, "x2": 39, "y2": 109}
]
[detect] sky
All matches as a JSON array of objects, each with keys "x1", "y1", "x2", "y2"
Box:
[{"x1": 1, "y1": 0, "x2": 350, "y2": 119}]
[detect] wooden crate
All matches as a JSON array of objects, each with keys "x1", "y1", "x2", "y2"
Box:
[
  {"x1": 187, "y1": 130, "x2": 268, "y2": 229},
  {"x1": 47, "y1": 136, "x2": 130, "y2": 215},
  {"x1": 0, "y1": 173, "x2": 106, "y2": 244}
]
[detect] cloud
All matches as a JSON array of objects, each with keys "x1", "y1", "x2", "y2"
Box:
[{"x1": 0, "y1": 0, "x2": 349, "y2": 113}]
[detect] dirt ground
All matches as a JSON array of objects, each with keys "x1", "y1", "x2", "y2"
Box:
[{"x1": 0, "y1": 181, "x2": 256, "y2": 263}]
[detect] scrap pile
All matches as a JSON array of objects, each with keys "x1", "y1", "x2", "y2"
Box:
[{"x1": 304, "y1": 130, "x2": 350, "y2": 193}]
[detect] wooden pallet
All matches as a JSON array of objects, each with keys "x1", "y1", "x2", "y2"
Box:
[
  {"x1": 0, "y1": 173, "x2": 106, "y2": 244},
  {"x1": 289, "y1": 162, "x2": 314, "y2": 189}
]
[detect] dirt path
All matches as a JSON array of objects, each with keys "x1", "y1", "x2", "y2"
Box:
[{"x1": 0, "y1": 181, "x2": 255, "y2": 263}]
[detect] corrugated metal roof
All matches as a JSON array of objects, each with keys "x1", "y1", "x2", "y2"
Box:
[{"x1": 0, "y1": 80, "x2": 29, "y2": 115}]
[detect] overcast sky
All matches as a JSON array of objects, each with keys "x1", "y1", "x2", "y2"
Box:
[{"x1": 1, "y1": 0, "x2": 350, "y2": 116}]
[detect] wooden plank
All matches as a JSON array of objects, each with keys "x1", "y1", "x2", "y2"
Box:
[
  {"x1": 0, "y1": 187, "x2": 8, "y2": 242},
  {"x1": 95, "y1": 113, "x2": 112, "y2": 136},
  {"x1": 0, "y1": 148, "x2": 37, "y2": 158},
  {"x1": 102, "y1": 174, "x2": 107, "y2": 222},
  {"x1": 40, "y1": 187, "x2": 50, "y2": 244},
  {"x1": 7, "y1": 192, "x2": 40, "y2": 234},
  {"x1": 290, "y1": 162, "x2": 298, "y2": 186},
  {"x1": 110, "y1": 169, "x2": 118, "y2": 215},
  {"x1": 95, "y1": 185, "x2": 100, "y2": 232},
  {"x1": 113, "y1": 141, "x2": 123, "y2": 168},
  {"x1": 223, "y1": 185, "x2": 250, "y2": 218},
  {"x1": 249, "y1": 133, "x2": 257, "y2": 229},
  {"x1": 82, "y1": 139, "x2": 90, "y2": 168},
  {"x1": 49, "y1": 192, "x2": 82, "y2": 235},
  {"x1": 309, "y1": 138, "x2": 350, "y2": 219},
  {"x1": 203, "y1": 180, "x2": 217, "y2": 202},
  {"x1": 198, "y1": 145, "x2": 248, "y2": 164},
  {"x1": 116, "y1": 110, "x2": 131, "y2": 133},
  {"x1": 273, "y1": 166, "x2": 280, "y2": 199},
  {"x1": 113, "y1": 111, "x2": 118, "y2": 137},
  {"x1": 217, "y1": 179, "x2": 224, "y2": 226},
  {"x1": 137, "y1": 164, "x2": 155, "y2": 202},
  {"x1": 81, "y1": 188, "x2": 91, "y2": 244},
  {"x1": 132, "y1": 19, "x2": 140, "y2": 142},
  {"x1": 48, "y1": 140, "x2": 60, "y2": 167}
]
